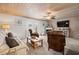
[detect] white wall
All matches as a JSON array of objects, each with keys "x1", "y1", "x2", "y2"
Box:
[
  {"x1": 51, "y1": 7, "x2": 79, "y2": 39},
  {"x1": 0, "y1": 13, "x2": 47, "y2": 39}
]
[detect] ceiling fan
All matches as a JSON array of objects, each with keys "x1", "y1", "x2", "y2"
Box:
[{"x1": 43, "y1": 11, "x2": 56, "y2": 20}]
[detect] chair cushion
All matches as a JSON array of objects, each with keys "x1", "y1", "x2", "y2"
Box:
[{"x1": 5, "y1": 37, "x2": 19, "y2": 48}]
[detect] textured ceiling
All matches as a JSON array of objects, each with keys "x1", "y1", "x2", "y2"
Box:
[{"x1": 0, "y1": 3, "x2": 79, "y2": 20}]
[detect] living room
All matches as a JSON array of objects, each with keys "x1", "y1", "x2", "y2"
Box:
[{"x1": 0, "y1": 3, "x2": 79, "y2": 55}]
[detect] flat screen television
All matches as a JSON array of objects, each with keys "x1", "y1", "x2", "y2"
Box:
[{"x1": 57, "y1": 20, "x2": 69, "y2": 27}]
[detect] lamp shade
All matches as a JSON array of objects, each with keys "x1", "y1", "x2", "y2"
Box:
[
  {"x1": 2, "y1": 23, "x2": 10, "y2": 33},
  {"x1": 2, "y1": 24, "x2": 10, "y2": 29}
]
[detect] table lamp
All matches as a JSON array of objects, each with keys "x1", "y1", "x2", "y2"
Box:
[{"x1": 2, "y1": 23, "x2": 10, "y2": 33}]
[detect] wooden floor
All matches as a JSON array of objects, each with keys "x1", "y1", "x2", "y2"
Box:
[
  {"x1": 2, "y1": 36, "x2": 79, "y2": 55},
  {"x1": 27, "y1": 36, "x2": 79, "y2": 55}
]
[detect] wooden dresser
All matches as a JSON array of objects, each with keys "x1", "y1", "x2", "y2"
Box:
[{"x1": 47, "y1": 31, "x2": 65, "y2": 54}]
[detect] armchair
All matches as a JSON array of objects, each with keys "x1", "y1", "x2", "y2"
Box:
[{"x1": 0, "y1": 32, "x2": 29, "y2": 55}]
